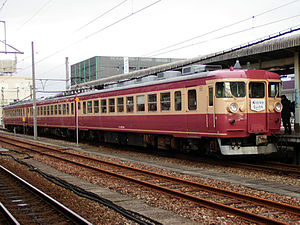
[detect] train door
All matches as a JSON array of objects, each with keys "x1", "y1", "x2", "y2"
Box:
[
  {"x1": 207, "y1": 85, "x2": 216, "y2": 132},
  {"x1": 186, "y1": 87, "x2": 199, "y2": 133},
  {"x1": 248, "y1": 82, "x2": 268, "y2": 133}
]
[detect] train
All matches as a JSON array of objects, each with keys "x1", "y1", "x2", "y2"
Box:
[{"x1": 2, "y1": 64, "x2": 283, "y2": 155}]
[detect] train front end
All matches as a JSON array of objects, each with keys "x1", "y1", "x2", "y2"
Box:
[{"x1": 214, "y1": 69, "x2": 282, "y2": 155}]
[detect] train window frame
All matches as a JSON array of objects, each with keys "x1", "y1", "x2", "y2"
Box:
[
  {"x1": 126, "y1": 96, "x2": 134, "y2": 113},
  {"x1": 174, "y1": 91, "x2": 182, "y2": 111},
  {"x1": 188, "y1": 89, "x2": 197, "y2": 110},
  {"x1": 148, "y1": 93, "x2": 157, "y2": 112},
  {"x1": 117, "y1": 97, "x2": 124, "y2": 113},
  {"x1": 268, "y1": 82, "x2": 281, "y2": 98},
  {"x1": 83, "y1": 101, "x2": 87, "y2": 114},
  {"x1": 136, "y1": 95, "x2": 145, "y2": 112},
  {"x1": 249, "y1": 82, "x2": 265, "y2": 98},
  {"x1": 58, "y1": 104, "x2": 62, "y2": 115},
  {"x1": 109, "y1": 98, "x2": 115, "y2": 113},
  {"x1": 71, "y1": 103, "x2": 74, "y2": 115},
  {"x1": 160, "y1": 92, "x2": 171, "y2": 111},
  {"x1": 209, "y1": 86, "x2": 214, "y2": 106},
  {"x1": 101, "y1": 99, "x2": 107, "y2": 113},
  {"x1": 63, "y1": 104, "x2": 67, "y2": 115},
  {"x1": 94, "y1": 100, "x2": 99, "y2": 114},
  {"x1": 87, "y1": 101, "x2": 93, "y2": 114},
  {"x1": 216, "y1": 82, "x2": 245, "y2": 98}
]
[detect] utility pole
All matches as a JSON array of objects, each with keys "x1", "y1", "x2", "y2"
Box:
[
  {"x1": 65, "y1": 57, "x2": 70, "y2": 90},
  {"x1": 31, "y1": 42, "x2": 37, "y2": 140}
]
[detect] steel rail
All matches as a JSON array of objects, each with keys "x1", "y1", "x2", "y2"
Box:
[
  {"x1": 0, "y1": 135, "x2": 298, "y2": 224},
  {"x1": 1, "y1": 134, "x2": 300, "y2": 216},
  {"x1": 0, "y1": 202, "x2": 20, "y2": 225},
  {"x1": 0, "y1": 165, "x2": 92, "y2": 225}
]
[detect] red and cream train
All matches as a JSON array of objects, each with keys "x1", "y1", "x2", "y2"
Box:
[{"x1": 3, "y1": 65, "x2": 282, "y2": 155}]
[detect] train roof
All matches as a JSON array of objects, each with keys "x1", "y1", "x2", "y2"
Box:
[{"x1": 4, "y1": 68, "x2": 280, "y2": 109}]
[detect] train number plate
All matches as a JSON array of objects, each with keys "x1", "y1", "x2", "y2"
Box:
[{"x1": 251, "y1": 99, "x2": 265, "y2": 112}]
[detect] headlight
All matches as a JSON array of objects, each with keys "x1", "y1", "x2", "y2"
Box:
[
  {"x1": 274, "y1": 102, "x2": 282, "y2": 112},
  {"x1": 228, "y1": 103, "x2": 238, "y2": 113}
]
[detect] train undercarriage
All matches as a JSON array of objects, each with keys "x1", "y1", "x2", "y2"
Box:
[{"x1": 6, "y1": 124, "x2": 278, "y2": 156}]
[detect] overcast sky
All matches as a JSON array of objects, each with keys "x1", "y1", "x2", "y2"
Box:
[{"x1": 0, "y1": 0, "x2": 300, "y2": 97}]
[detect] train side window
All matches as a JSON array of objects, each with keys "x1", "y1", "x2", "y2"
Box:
[
  {"x1": 161, "y1": 92, "x2": 170, "y2": 111},
  {"x1": 126, "y1": 96, "x2": 134, "y2": 113},
  {"x1": 51, "y1": 105, "x2": 54, "y2": 115},
  {"x1": 109, "y1": 98, "x2": 115, "y2": 113},
  {"x1": 47, "y1": 106, "x2": 50, "y2": 116},
  {"x1": 67, "y1": 104, "x2": 70, "y2": 115},
  {"x1": 44, "y1": 106, "x2": 47, "y2": 115},
  {"x1": 188, "y1": 89, "x2": 197, "y2": 110},
  {"x1": 137, "y1": 95, "x2": 145, "y2": 112},
  {"x1": 94, "y1": 100, "x2": 99, "y2": 114},
  {"x1": 87, "y1": 101, "x2": 92, "y2": 114},
  {"x1": 209, "y1": 86, "x2": 213, "y2": 106},
  {"x1": 83, "y1": 102, "x2": 87, "y2": 114},
  {"x1": 148, "y1": 94, "x2": 157, "y2": 112},
  {"x1": 71, "y1": 103, "x2": 74, "y2": 114},
  {"x1": 55, "y1": 105, "x2": 58, "y2": 115},
  {"x1": 63, "y1": 104, "x2": 67, "y2": 115},
  {"x1": 58, "y1": 104, "x2": 62, "y2": 115},
  {"x1": 174, "y1": 91, "x2": 182, "y2": 111},
  {"x1": 78, "y1": 102, "x2": 81, "y2": 110},
  {"x1": 117, "y1": 97, "x2": 124, "y2": 113},
  {"x1": 101, "y1": 99, "x2": 107, "y2": 113}
]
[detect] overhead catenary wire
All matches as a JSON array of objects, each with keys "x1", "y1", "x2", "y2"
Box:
[
  {"x1": 20, "y1": 0, "x2": 162, "y2": 72},
  {"x1": 148, "y1": 14, "x2": 300, "y2": 57},
  {"x1": 17, "y1": 0, "x2": 54, "y2": 30},
  {"x1": 74, "y1": 0, "x2": 128, "y2": 33},
  {"x1": 142, "y1": 0, "x2": 300, "y2": 57},
  {"x1": 0, "y1": 0, "x2": 8, "y2": 11}
]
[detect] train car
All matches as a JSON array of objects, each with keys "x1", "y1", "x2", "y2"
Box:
[{"x1": 3, "y1": 65, "x2": 282, "y2": 155}]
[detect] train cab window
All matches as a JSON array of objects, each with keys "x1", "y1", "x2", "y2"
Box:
[
  {"x1": 188, "y1": 90, "x2": 197, "y2": 110},
  {"x1": 216, "y1": 82, "x2": 245, "y2": 98},
  {"x1": 83, "y1": 102, "x2": 87, "y2": 114},
  {"x1": 137, "y1": 95, "x2": 145, "y2": 112},
  {"x1": 126, "y1": 96, "x2": 134, "y2": 113},
  {"x1": 51, "y1": 105, "x2": 54, "y2": 115},
  {"x1": 109, "y1": 99, "x2": 115, "y2": 113},
  {"x1": 117, "y1": 97, "x2": 124, "y2": 113},
  {"x1": 101, "y1": 99, "x2": 107, "y2": 113},
  {"x1": 63, "y1": 104, "x2": 67, "y2": 115},
  {"x1": 148, "y1": 94, "x2": 157, "y2": 112},
  {"x1": 94, "y1": 100, "x2": 99, "y2": 114},
  {"x1": 55, "y1": 105, "x2": 58, "y2": 115},
  {"x1": 209, "y1": 87, "x2": 213, "y2": 106},
  {"x1": 87, "y1": 101, "x2": 92, "y2": 114},
  {"x1": 268, "y1": 82, "x2": 281, "y2": 97},
  {"x1": 174, "y1": 91, "x2": 182, "y2": 111},
  {"x1": 249, "y1": 82, "x2": 265, "y2": 98},
  {"x1": 160, "y1": 92, "x2": 170, "y2": 111},
  {"x1": 58, "y1": 104, "x2": 62, "y2": 115}
]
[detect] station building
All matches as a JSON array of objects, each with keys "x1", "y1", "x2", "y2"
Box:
[
  {"x1": 0, "y1": 76, "x2": 32, "y2": 125},
  {"x1": 70, "y1": 56, "x2": 181, "y2": 86}
]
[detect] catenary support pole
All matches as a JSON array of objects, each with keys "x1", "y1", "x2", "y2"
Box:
[{"x1": 31, "y1": 41, "x2": 38, "y2": 140}]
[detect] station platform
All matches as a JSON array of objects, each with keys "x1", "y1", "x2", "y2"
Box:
[{"x1": 278, "y1": 128, "x2": 300, "y2": 165}]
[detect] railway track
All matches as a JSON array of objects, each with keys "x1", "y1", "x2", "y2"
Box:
[
  {"x1": 0, "y1": 164, "x2": 92, "y2": 225},
  {"x1": 0, "y1": 134, "x2": 300, "y2": 224}
]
